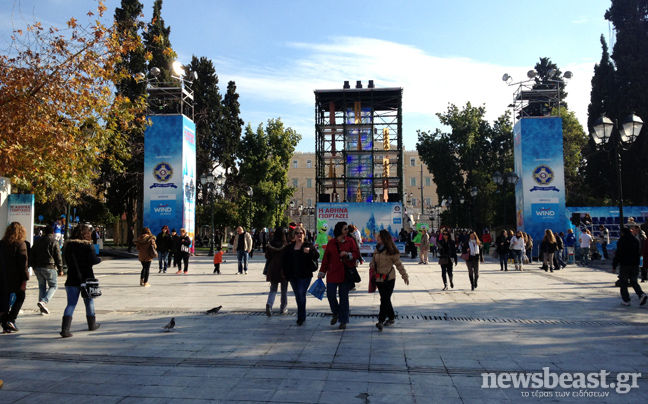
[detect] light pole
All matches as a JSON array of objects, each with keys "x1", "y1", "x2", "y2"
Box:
[
  {"x1": 470, "y1": 186, "x2": 479, "y2": 231},
  {"x1": 592, "y1": 113, "x2": 643, "y2": 228},
  {"x1": 200, "y1": 173, "x2": 224, "y2": 256},
  {"x1": 246, "y1": 186, "x2": 254, "y2": 231},
  {"x1": 492, "y1": 171, "x2": 519, "y2": 229}
]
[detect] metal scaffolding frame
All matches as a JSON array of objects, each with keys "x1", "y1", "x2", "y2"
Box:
[
  {"x1": 146, "y1": 81, "x2": 194, "y2": 120},
  {"x1": 314, "y1": 85, "x2": 403, "y2": 203}
]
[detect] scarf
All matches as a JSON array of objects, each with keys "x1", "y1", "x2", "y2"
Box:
[
  {"x1": 376, "y1": 243, "x2": 386, "y2": 253},
  {"x1": 469, "y1": 240, "x2": 479, "y2": 256}
]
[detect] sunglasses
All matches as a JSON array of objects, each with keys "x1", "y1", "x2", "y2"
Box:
[
  {"x1": 443, "y1": 234, "x2": 450, "y2": 236},
  {"x1": 295, "y1": 232, "x2": 304, "y2": 235}
]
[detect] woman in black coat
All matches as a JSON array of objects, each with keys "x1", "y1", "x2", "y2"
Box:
[
  {"x1": 1, "y1": 222, "x2": 28, "y2": 333},
  {"x1": 437, "y1": 231, "x2": 457, "y2": 290},
  {"x1": 283, "y1": 225, "x2": 320, "y2": 326},
  {"x1": 496, "y1": 230, "x2": 510, "y2": 271},
  {"x1": 61, "y1": 224, "x2": 101, "y2": 337},
  {"x1": 175, "y1": 228, "x2": 192, "y2": 274},
  {"x1": 265, "y1": 227, "x2": 288, "y2": 316}
]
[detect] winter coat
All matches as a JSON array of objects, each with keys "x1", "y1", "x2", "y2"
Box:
[
  {"x1": 437, "y1": 239, "x2": 457, "y2": 264},
  {"x1": 29, "y1": 234, "x2": 62, "y2": 270},
  {"x1": 613, "y1": 234, "x2": 640, "y2": 268},
  {"x1": 564, "y1": 233, "x2": 576, "y2": 247},
  {"x1": 265, "y1": 241, "x2": 287, "y2": 283},
  {"x1": 482, "y1": 233, "x2": 492, "y2": 243},
  {"x1": 283, "y1": 240, "x2": 320, "y2": 280},
  {"x1": 64, "y1": 239, "x2": 101, "y2": 287},
  {"x1": 136, "y1": 234, "x2": 157, "y2": 262},
  {"x1": 419, "y1": 233, "x2": 430, "y2": 250},
  {"x1": 320, "y1": 236, "x2": 360, "y2": 283},
  {"x1": 370, "y1": 247, "x2": 408, "y2": 283},
  {"x1": 233, "y1": 231, "x2": 253, "y2": 252},
  {"x1": 541, "y1": 240, "x2": 558, "y2": 254},
  {"x1": 496, "y1": 234, "x2": 510, "y2": 254},
  {"x1": 155, "y1": 232, "x2": 173, "y2": 253},
  {"x1": 461, "y1": 240, "x2": 484, "y2": 262},
  {"x1": 176, "y1": 235, "x2": 192, "y2": 258},
  {"x1": 0, "y1": 240, "x2": 28, "y2": 293}
]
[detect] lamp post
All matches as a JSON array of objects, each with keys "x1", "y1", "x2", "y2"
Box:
[
  {"x1": 246, "y1": 186, "x2": 254, "y2": 230},
  {"x1": 470, "y1": 186, "x2": 479, "y2": 231},
  {"x1": 493, "y1": 171, "x2": 518, "y2": 229},
  {"x1": 592, "y1": 113, "x2": 643, "y2": 229},
  {"x1": 200, "y1": 173, "x2": 224, "y2": 256}
]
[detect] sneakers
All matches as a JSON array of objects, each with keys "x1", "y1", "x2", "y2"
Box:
[
  {"x1": 176, "y1": 270, "x2": 182, "y2": 274},
  {"x1": 442, "y1": 284, "x2": 448, "y2": 291},
  {"x1": 236, "y1": 272, "x2": 241, "y2": 275},
  {"x1": 640, "y1": 294, "x2": 648, "y2": 306},
  {"x1": 5, "y1": 321, "x2": 19, "y2": 332},
  {"x1": 37, "y1": 301, "x2": 49, "y2": 315},
  {"x1": 265, "y1": 304, "x2": 272, "y2": 317},
  {"x1": 383, "y1": 319, "x2": 395, "y2": 326},
  {"x1": 621, "y1": 300, "x2": 631, "y2": 306},
  {"x1": 375, "y1": 322, "x2": 383, "y2": 331},
  {"x1": 330, "y1": 314, "x2": 338, "y2": 325},
  {"x1": 281, "y1": 309, "x2": 288, "y2": 315},
  {"x1": 158, "y1": 269, "x2": 162, "y2": 273},
  {"x1": 143, "y1": 283, "x2": 150, "y2": 287},
  {"x1": 244, "y1": 271, "x2": 248, "y2": 275}
]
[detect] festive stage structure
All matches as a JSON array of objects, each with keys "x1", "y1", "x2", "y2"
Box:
[{"x1": 314, "y1": 81, "x2": 404, "y2": 204}]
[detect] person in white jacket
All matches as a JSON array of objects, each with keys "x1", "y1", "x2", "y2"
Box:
[{"x1": 509, "y1": 230, "x2": 526, "y2": 271}]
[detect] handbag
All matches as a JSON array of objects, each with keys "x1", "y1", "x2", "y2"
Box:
[
  {"x1": 71, "y1": 254, "x2": 102, "y2": 299},
  {"x1": 461, "y1": 252, "x2": 470, "y2": 261},
  {"x1": 180, "y1": 244, "x2": 190, "y2": 253},
  {"x1": 368, "y1": 265, "x2": 377, "y2": 293},
  {"x1": 438, "y1": 257, "x2": 449, "y2": 265},
  {"x1": 308, "y1": 278, "x2": 326, "y2": 300},
  {"x1": 335, "y1": 242, "x2": 361, "y2": 283},
  {"x1": 149, "y1": 243, "x2": 158, "y2": 259}
]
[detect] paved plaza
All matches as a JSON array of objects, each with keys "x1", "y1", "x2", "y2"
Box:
[{"x1": 1, "y1": 251, "x2": 647, "y2": 403}]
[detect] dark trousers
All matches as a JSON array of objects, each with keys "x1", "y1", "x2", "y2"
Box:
[
  {"x1": 140, "y1": 261, "x2": 151, "y2": 283},
  {"x1": 601, "y1": 242, "x2": 608, "y2": 259},
  {"x1": 499, "y1": 252, "x2": 508, "y2": 270},
  {"x1": 327, "y1": 281, "x2": 351, "y2": 324},
  {"x1": 213, "y1": 263, "x2": 220, "y2": 274},
  {"x1": 441, "y1": 263, "x2": 453, "y2": 285},
  {"x1": 167, "y1": 251, "x2": 175, "y2": 268},
  {"x1": 376, "y1": 279, "x2": 396, "y2": 323},
  {"x1": 178, "y1": 256, "x2": 189, "y2": 273},
  {"x1": 619, "y1": 266, "x2": 644, "y2": 302},
  {"x1": 4, "y1": 290, "x2": 25, "y2": 323},
  {"x1": 290, "y1": 278, "x2": 310, "y2": 321}
]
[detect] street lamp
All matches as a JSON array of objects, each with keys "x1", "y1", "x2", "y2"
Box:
[
  {"x1": 492, "y1": 171, "x2": 518, "y2": 229},
  {"x1": 592, "y1": 113, "x2": 643, "y2": 228},
  {"x1": 200, "y1": 173, "x2": 224, "y2": 256},
  {"x1": 246, "y1": 186, "x2": 254, "y2": 230},
  {"x1": 470, "y1": 186, "x2": 479, "y2": 230}
]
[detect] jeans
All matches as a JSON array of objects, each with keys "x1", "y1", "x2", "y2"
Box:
[
  {"x1": 34, "y1": 267, "x2": 58, "y2": 304},
  {"x1": 543, "y1": 252, "x2": 555, "y2": 270},
  {"x1": 579, "y1": 247, "x2": 590, "y2": 266},
  {"x1": 499, "y1": 252, "x2": 508, "y2": 270},
  {"x1": 5, "y1": 290, "x2": 25, "y2": 323},
  {"x1": 441, "y1": 263, "x2": 454, "y2": 285},
  {"x1": 141, "y1": 261, "x2": 151, "y2": 283},
  {"x1": 601, "y1": 242, "x2": 608, "y2": 259},
  {"x1": 376, "y1": 279, "x2": 395, "y2": 323},
  {"x1": 290, "y1": 278, "x2": 310, "y2": 321},
  {"x1": 267, "y1": 280, "x2": 289, "y2": 312},
  {"x1": 327, "y1": 281, "x2": 351, "y2": 324},
  {"x1": 63, "y1": 286, "x2": 95, "y2": 317},
  {"x1": 158, "y1": 251, "x2": 169, "y2": 271},
  {"x1": 237, "y1": 250, "x2": 249, "y2": 273},
  {"x1": 619, "y1": 266, "x2": 644, "y2": 303},
  {"x1": 554, "y1": 249, "x2": 566, "y2": 268},
  {"x1": 510, "y1": 249, "x2": 523, "y2": 265}
]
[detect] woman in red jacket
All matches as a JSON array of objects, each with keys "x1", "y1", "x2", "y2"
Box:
[{"x1": 319, "y1": 221, "x2": 360, "y2": 330}]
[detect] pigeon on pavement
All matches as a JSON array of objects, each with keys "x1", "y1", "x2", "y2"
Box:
[
  {"x1": 206, "y1": 306, "x2": 222, "y2": 315},
  {"x1": 164, "y1": 317, "x2": 175, "y2": 331}
]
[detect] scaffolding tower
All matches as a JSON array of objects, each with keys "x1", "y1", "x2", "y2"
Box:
[{"x1": 314, "y1": 81, "x2": 403, "y2": 204}]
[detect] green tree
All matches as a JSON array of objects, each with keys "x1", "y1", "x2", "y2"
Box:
[
  {"x1": 416, "y1": 103, "x2": 513, "y2": 229},
  {"x1": 221, "y1": 81, "x2": 245, "y2": 174},
  {"x1": 557, "y1": 107, "x2": 589, "y2": 205},
  {"x1": 142, "y1": 0, "x2": 175, "y2": 83},
  {"x1": 522, "y1": 57, "x2": 569, "y2": 118},
  {"x1": 237, "y1": 119, "x2": 301, "y2": 229}
]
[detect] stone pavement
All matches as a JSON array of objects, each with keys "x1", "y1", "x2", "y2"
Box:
[{"x1": 1, "y1": 253, "x2": 647, "y2": 403}]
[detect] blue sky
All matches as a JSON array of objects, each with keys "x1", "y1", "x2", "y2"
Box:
[{"x1": 2, "y1": 0, "x2": 613, "y2": 152}]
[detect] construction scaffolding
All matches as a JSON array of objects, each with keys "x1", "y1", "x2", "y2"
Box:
[{"x1": 314, "y1": 81, "x2": 403, "y2": 203}]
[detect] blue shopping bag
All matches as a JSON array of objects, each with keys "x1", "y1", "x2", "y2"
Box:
[{"x1": 308, "y1": 278, "x2": 326, "y2": 300}]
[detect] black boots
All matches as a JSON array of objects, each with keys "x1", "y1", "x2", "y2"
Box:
[
  {"x1": 469, "y1": 274, "x2": 475, "y2": 291},
  {"x1": 475, "y1": 276, "x2": 479, "y2": 289},
  {"x1": 87, "y1": 315, "x2": 100, "y2": 331},
  {"x1": 60, "y1": 315, "x2": 73, "y2": 338},
  {"x1": 449, "y1": 276, "x2": 454, "y2": 289}
]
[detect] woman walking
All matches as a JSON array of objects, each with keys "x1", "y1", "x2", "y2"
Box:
[
  {"x1": 136, "y1": 228, "x2": 157, "y2": 287},
  {"x1": 509, "y1": 230, "x2": 526, "y2": 271},
  {"x1": 1, "y1": 222, "x2": 28, "y2": 333},
  {"x1": 319, "y1": 221, "x2": 360, "y2": 330},
  {"x1": 175, "y1": 229, "x2": 191, "y2": 274},
  {"x1": 61, "y1": 224, "x2": 101, "y2": 337},
  {"x1": 461, "y1": 231, "x2": 484, "y2": 290},
  {"x1": 437, "y1": 231, "x2": 457, "y2": 290},
  {"x1": 283, "y1": 226, "x2": 319, "y2": 325},
  {"x1": 523, "y1": 232, "x2": 534, "y2": 265},
  {"x1": 370, "y1": 229, "x2": 409, "y2": 331},
  {"x1": 541, "y1": 229, "x2": 558, "y2": 272},
  {"x1": 265, "y1": 227, "x2": 289, "y2": 316},
  {"x1": 419, "y1": 229, "x2": 430, "y2": 264},
  {"x1": 496, "y1": 230, "x2": 510, "y2": 271}
]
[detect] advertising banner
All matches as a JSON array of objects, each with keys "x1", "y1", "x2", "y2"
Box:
[
  {"x1": 567, "y1": 206, "x2": 648, "y2": 253},
  {"x1": 7, "y1": 194, "x2": 34, "y2": 244},
  {"x1": 143, "y1": 115, "x2": 196, "y2": 247},
  {"x1": 514, "y1": 118, "x2": 567, "y2": 245},
  {"x1": 315, "y1": 202, "x2": 405, "y2": 254}
]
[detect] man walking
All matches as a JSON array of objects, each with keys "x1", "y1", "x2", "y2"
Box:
[
  {"x1": 632, "y1": 225, "x2": 647, "y2": 282},
  {"x1": 233, "y1": 226, "x2": 252, "y2": 274},
  {"x1": 598, "y1": 224, "x2": 609, "y2": 260},
  {"x1": 29, "y1": 225, "x2": 62, "y2": 315},
  {"x1": 156, "y1": 225, "x2": 172, "y2": 273},
  {"x1": 578, "y1": 229, "x2": 592, "y2": 266},
  {"x1": 612, "y1": 227, "x2": 647, "y2": 306}
]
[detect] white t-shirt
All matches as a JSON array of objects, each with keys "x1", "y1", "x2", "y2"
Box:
[{"x1": 579, "y1": 233, "x2": 592, "y2": 248}]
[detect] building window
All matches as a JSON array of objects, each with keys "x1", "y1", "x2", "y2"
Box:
[
  {"x1": 292, "y1": 160, "x2": 298, "y2": 168},
  {"x1": 306, "y1": 160, "x2": 312, "y2": 168},
  {"x1": 292, "y1": 178, "x2": 298, "y2": 188},
  {"x1": 307, "y1": 199, "x2": 312, "y2": 207},
  {"x1": 425, "y1": 177, "x2": 431, "y2": 187},
  {"x1": 410, "y1": 157, "x2": 416, "y2": 166},
  {"x1": 411, "y1": 198, "x2": 417, "y2": 207},
  {"x1": 425, "y1": 197, "x2": 431, "y2": 206},
  {"x1": 306, "y1": 178, "x2": 312, "y2": 188},
  {"x1": 410, "y1": 177, "x2": 417, "y2": 187}
]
